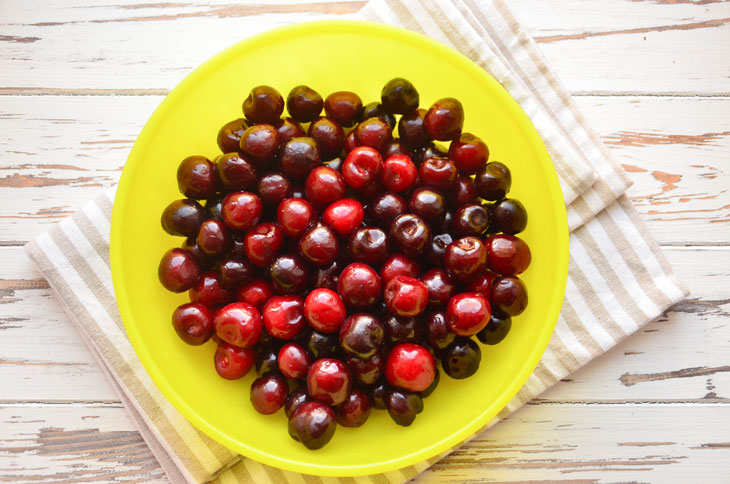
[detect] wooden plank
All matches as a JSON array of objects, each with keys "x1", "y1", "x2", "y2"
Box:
[{"x1": 1, "y1": 95, "x2": 729, "y2": 244}]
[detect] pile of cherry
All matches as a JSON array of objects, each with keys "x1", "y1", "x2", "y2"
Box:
[{"x1": 158, "y1": 78, "x2": 530, "y2": 450}]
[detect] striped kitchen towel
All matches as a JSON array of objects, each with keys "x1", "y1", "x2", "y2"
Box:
[{"x1": 24, "y1": 0, "x2": 688, "y2": 483}]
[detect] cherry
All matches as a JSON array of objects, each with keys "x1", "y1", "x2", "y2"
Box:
[
  {"x1": 448, "y1": 133, "x2": 489, "y2": 175},
  {"x1": 242, "y1": 85, "x2": 284, "y2": 124},
  {"x1": 384, "y1": 276, "x2": 429, "y2": 318},
  {"x1": 275, "y1": 117, "x2": 305, "y2": 145},
  {"x1": 398, "y1": 108, "x2": 429, "y2": 150},
  {"x1": 171, "y1": 302, "x2": 214, "y2": 345},
  {"x1": 217, "y1": 118, "x2": 248, "y2": 153},
  {"x1": 214, "y1": 342, "x2": 255, "y2": 380},
  {"x1": 302, "y1": 329, "x2": 339, "y2": 360},
  {"x1": 205, "y1": 196, "x2": 223, "y2": 222},
  {"x1": 342, "y1": 146, "x2": 383, "y2": 190},
  {"x1": 386, "y1": 390, "x2": 423, "y2": 426},
  {"x1": 239, "y1": 124, "x2": 279, "y2": 166},
  {"x1": 255, "y1": 343, "x2": 280, "y2": 376},
  {"x1": 278, "y1": 343, "x2": 311, "y2": 379},
  {"x1": 451, "y1": 203, "x2": 489, "y2": 237},
  {"x1": 285, "y1": 386, "x2": 311, "y2": 418},
  {"x1": 420, "y1": 367, "x2": 440, "y2": 398},
  {"x1": 338, "y1": 263, "x2": 382, "y2": 310},
  {"x1": 304, "y1": 166, "x2": 345, "y2": 208},
  {"x1": 158, "y1": 248, "x2": 201, "y2": 292},
  {"x1": 465, "y1": 271, "x2": 499, "y2": 299},
  {"x1": 337, "y1": 388, "x2": 372, "y2": 428},
  {"x1": 367, "y1": 192, "x2": 407, "y2": 229},
  {"x1": 161, "y1": 199, "x2": 206, "y2": 237},
  {"x1": 308, "y1": 117, "x2": 345, "y2": 160},
  {"x1": 269, "y1": 254, "x2": 309, "y2": 295},
  {"x1": 385, "y1": 343, "x2": 435, "y2": 392},
  {"x1": 236, "y1": 279, "x2": 274, "y2": 311},
  {"x1": 420, "y1": 268, "x2": 455, "y2": 307},
  {"x1": 324, "y1": 91, "x2": 363, "y2": 127},
  {"x1": 354, "y1": 117, "x2": 392, "y2": 152},
  {"x1": 307, "y1": 358, "x2": 351, "y2": 405},
  {"x1": 262, "y1": 295, "x2": 305, "y2": 339},
  {"x1": 426, "y1": 233, "x2": 453, "y2": 268},
  {"x1": 477, "y1": 312, "x2": 512, "y2": 345},
  {"x1": 409, "y1": 187, "x2": 446, "y2": 225},
  {"x1": 250, "y1": 373, "x2": 288, "y2": 414},
  {"x1": 424, "y1": 311, "x2": 455, "y2": 351},
  {"x1": 298, "y1": 222, "x2": 339, "y2": 267},
  {"x1": 322, "y1": 198, "x2": 364, "y2": 238},
  {"x1": 381, "y1": 154, "x2": 417, "y2": 193},
  {"x1": 486, "y1": 234, "x2": 531, "y2": 275},
  {"x1": 382, "y1": 139, "x2": 409, "y2": 158},
  {"x1": 413, "y1": 142, "x2": 447, "y2": 164},
  {"x1": 312, "y1": 260, "x2": 343, "y2": 291},
  {"x1": 383, "y1": 314, "x2": 423, "y2": 345},
  {"x1": 221, "y1": 192, "x2": 262, "y2": 231},
  {"x1": 475, "y1": 161, "x2": 511, "y2": 201},
  {"x1": 389, "y1": 214, "x2": 432, "y2": 257},
  {"x1": 444, "y1": 236, "x2": 488, "y2": 282},
  {"x1": 243, "y1": 223, "x2": 284, "y2": 267},
  {"x1": 490, "y1": 198, "x2": 528, "y2": 235},
  {"x1": 276, "y1": 197, "x2": 315, "y2": 238},
  {"x1": 288, "y1": 401, "x2": 337, "y2": 450},
  {"x1": 189, "y1": 271, "x2": 233, "y2": 308},
  {"x1": 286, "y1": 85, "x2": 323, "y2": 123},
  {"x1": 380, "y1": 253, "x2": 420, "y2": 283},
  {"x1": 347, "y1": 226, "x2": 389, "y2": 265},
  {"x1": 177, "y1": 156, "x2": 217, "y2": 199},
  {"x1": 491, "y1": 276, "x2": 528, "y2": 316},
  {"x1": 371, "y1": 382, "x2": 390, "y2": 409},
  {"x1": 216, "y1": 152, "x2": 257, "y2": 191},
  {"x1": 419, "y1": 157, "x2": 458, "y2": 191},
  {"x1": 347, "y1": 352, "x2": 384, "y2": 386},
  {"x1": 218, "y1": 256, "x2": 252, "y2": 288},
  {"x1": 362, "y1": 102, "x2": 396, "y2": 130},
  {"x1": 381, "y1": 77, "x2": 419, "y2": 114},
  {"x1": 425, "y1": 97, "x2": 464, "y2": 141},
  {"x1": 196, "y1": 219, "x2": 229, "y2": 256},
  {"x1": 214, "y1": 302, "x2": 262, "y2": 348},
  {"x1": 278, "y1": 137, "x2": 321, "y2": 181},
  {"x1": 304, "y1": 288, "x2": 347, "y2": 334},
  {"x1": 446, "y1": 293, "x2": 491, "y2": 336},
  {"x1": 441, "y1": 337, "x2": 481, "y2": 379},
  {"x1": 447, "y1": 176, "x2": 477, "y2": 208},
  {"x1": 339, "y1": 313, "x2": 384, "y2": 359},
  {"x1": 344, "y1": 130, "x2": 359, "y2": 153}
]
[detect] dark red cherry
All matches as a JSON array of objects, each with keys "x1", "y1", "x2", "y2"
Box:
[
  {"x1": 285, "y1": 386, "x2": 311, "y2": 418},
  {"x1": 441, "y1": 337, "x2": 481, "y2": 379},
  {"x1": 486, "y1": 234, "x2": 531, "y2": 275},
  {"x1": 451, "y1": 203, "x2": 490, "y2": 237},
  {"x1": 308, "y1": 117, "x2": 345, "y2": 160},
  {"x1": 466, "y1": 271, "x2": 499, "y2": 299},
  {"x1": 239, "y1": 124, "x2": 279, "y2": 166},
  {"x1": 216, "y1": 152, "x2": 257, "y2": 191},
  {"x1": 382, "y1": 139, "x2": 410, "y2": 158},
  {"x1": 171, "y1": 302, "x2": 214, "y2": 345},
  {"x1": 242, "y1": 85, "x2": 284, "y2": 124},
  {"x1": 304, "y1": 166, "x2": 345, "y2": 208},
  {"x1": 386, "y1": 390, "x2": 423, "y2": 426},
  {"x1": 158, "y1": 248, "x2": 201, "y2": 292},
  {"x1": 278, "y1": 137, "x2": 321, "y2": 181},
  {"x1": 255, "y1": 343, "x2": 280, "y2": 376},
  {"x1": 217, "y1": 118, "x2": 248, "y2": 154},
  {"x1": 324, "y1": 91, "x2": 363, "y2": 127},
  {"x1": 307, "y1": 358, "x2": 351, "y2": 406},
  {"x1": 214, "y1": 342, "x2": 255, "y2": 380},
  {"x1": 367, "y1": 192, "x2": 407, "y2": 229},
  {"x1": 426, "y1": 233, "x2": 453, "y2": 268},
  {"x1": 344, "y1": 130, "x2": 359, "y2": 153},
  {"x1": 196, "y1": 219, "x2": 229, "y2": 256},
  {"x1": 219, "y1": 256, "x2": 254, "y2": 288},
  {"x1": 288, "y1": 401, "x2": 337, "y2": 450},
  {"x1": 347, "y1": 352, "x2": 384, "y2": 387},
  {"x1": 269, "y1": 254, "x2": 309, "y2": 295},
  {"x1": 313, "y1": 261, "x2": 343, "y2": 291},
  {"x1": 477, "y1": 312, "x2": 512, "y2": 345},
  {"x1": 256, "y1": 172, "x2": 292, "y2": 206},
  {"x1": 491, "y1": 276, "x2": 528, "y2": 316},
  {"x1": 302, "y1": 329, "x2": 340, "y2": 360},
  {"x1": 419, "y1": 157, "x2": 458, "y2": 191},
  {"x1": 398, "y1": 108, "x2": 429, "y2": 150},
  {"x1": 447, "y1": 176, "x2": 477, "y2": 208},
  {"x1": 347, "y1": 226, "x2": 389, "y2": 265},
  {"x1": 250, "y1": 373, "x2": 288, "y2": 414},
  {"x1": 337, "y1": 263, "x2": 382, "y2": 310},
  {"x1": 390, "y1": 214, "x2": 432, "y2": 257},
  {"x1": 337, "y1": 388, "x2": 372, "y2": 428},
  {"x1": 286, "y1": 85, "x2": 323, "y2": 123},
  {"x1": 444, "y1": 236, "x2": 488, "y2": 283},
  {"x1": 189, "y1": 271, "x2": 233, "y2": 308},
  {"x1": 161, "y1": 199, "x2": 206, "y2": 237},
  {"x1": 354, "y1": 117, "x2": 392, "y2": 152},
  {"x1": 490, "y1": 198, "x2": 528, "y2": 235},
  {"x1": 339, "y1": 313, "x2": 384, "y2": 359},
  {"x1": 409, "y1": 187, "x2": 446, "y2": 225},
  {"x1": 298, "y1": 223, "x2": 339, "y2": 267},
  {"x1": 275, "y1": 117, "x2": 305, "y2": 145},
  {"x1": 448, "y1": 133, "x2": 489, "y2": 175},
  {"x1": 262, "y1": 295, "x2": 306, "y2": 339},
  {"x1": 475, "y1": 161, "x2": 511, "y2": 201},
  {"x1": 177, "y1": 156, "x2": 217, "y2": 199},
  {"x1": 424, "y1": 311, "x2": 455, "y2": 351},
  {"x1": 425, "y1": 97, "x2": 464, "y2": 141},
  {"x1": 380, "y1": 253, "x2": 421, "y2": 283},
  {"x1": 362, "y1": 102, "x2": 396, "y2": 130},
  {"x1": 383, "y1": 314, "x2": 423, "y2": 345},
  {"x1": 381, "y1": 78, "x2": 419, "y2": 114},
  {"x1": 413, "y1": 142, "x2": 448, "y2": 164},
  {"x1": 420, "y1": 268, "x2": 455, "y2": 307}
]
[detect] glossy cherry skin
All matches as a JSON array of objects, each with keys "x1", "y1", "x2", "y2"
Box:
[
  {"x1": 312, "y1": 261, "x2": 342, "y2": 291},
  {"x1": 278, "y1": 343, "x2": 311, "y2": 379},
  {"x1": 308, "y1": 117, "x2": 345, "y2": 160},
  {"x1": 250, "y1": 373, "x2": 288, "y2": 414},
  {"x1": 262, "y1": 295, "x2": 306, "y2": 339},
  {"x1": 324, "y1": 91, "x2": 363, "y2": 127},
  {"x1": 158, "y1": 248, "x2": 201, "y2": 292},
  {"x1": 447, "y1": 176, "x2": 478, "y2": 208},
  {"x1": 385, "y1": 343, "x2": 436, "y2": 392},
  {"x1": 269, "y1": 253, "x2": 309, "y2": 295},
  {"x1": 475, "y1": 161, "x2": 511, "y2": 201},
  {"x1": 222, "y1": 192, "x2": 262, "y2": 231},
  {"x1": 419, "y1": 157, "x2": 458, "y2": 191},
  {"x1": 304, "y1": 166, "x2": 345, "y2": 208},
  {"x1": 342, "y1": 146, "x2": 383, "y2": 190},
  {"x1": 486, "y1": 234, "x2": 531, "y2": 275},
  {"x1": 477, "y1": 312, "x2": 512, "y2": 345},
  {"x1": 347, "y1": 226, "x2": 389, "y2": 265},
  {"x1": 381, "y1": 154, "x2": 418, "y2": 193},
  {"x1": 337, "y1": 388, "x2": 372, "y2": 428},
  {"x1": 298, "y1": 223, "x2": 339, "y2": 267},
  {"x1": 424, "y1": 311, "x2": 455, "y2": 351},
  {"x1": 239, "y1": 124, "x2": 279, "y2": 166},
  {"x1": 278, "y1": 137, "x2": 321, "y2": 181},
  {"x1": 276, "y1": 197, "x2": 315, "y2": 238},
  {"x1": 339, "y1": 313, "x2": 384, "y2": 359},
  {"x1": 242, "y1": 85, "x2": 284, "y2": 124},
  {"x1": 321, "y1": 198, "x2": 364, "y2": 238},
  {"x1": 189, "y1": 271, "x2": 233, "y2": 308},
  {"x1": 161, "y1": 199, "x2": 206, "y2": 237},
  {"x1": 214, "y1": 302, "x2": 262, "y2": 348},
  {"x1": 426, "y1": 232, "x2": 453, "y2": 268},
  {"x1": 172, "y1": 302, "x2": 214, "y2": 345},
  {"x1": 398, "y1": 108, "x2": 429, "y2": 150},
  {"x1": 441, "y1": 337, "x2": 481, "y2": 379},
  {"x1": 390, "y1": 214, "x2": 432, "y2": 257},
  {"x1": 491, "y1": 275, "x2": 528, "y2": 316},
  {"x1": 301, "y1": 328, "x2": 339, "y2": 360},
  {"x1": 307, "y1": 358, "x2": 352, "y2": 406},
  {"x1": 275, "y1": 117, "x2": 305, "y2": 145},
  {"x1": 181, "y1": 237, "x2": 215, "y2": 269},
  {"x1": 288, "y1": 401, "x2": 337, "y2": 450},
  {"x1": 347, "y1": 352, "x2": 384, "y2": 387},
  {"x1": 338, "y1": 263, "x2": 382, "y2": 310},
  {"x1": 386, "y1": 390, "x2": 423, "y2": 426},
  {"x1": 362, "y1": 102, "x2": 396, "y2": 129},
  {"x1": 285, "y1": 386, "x2": 311, "y2": 418},
  {"x1": 217, "y1": 118, "x2": 248, "y2": 154},
  {"x1": 196, "y1": 219, "x2": 229, "y2": 256},
  {"x1": 451, "y1": 203, "x2": 490, "y2": 237},
  {"x1": 177, "y1": 156, "x2": 217, "y2": 199},
  {"x1": 409, "y1": 187, "x2": 446, "y2": 225},
  {"x1": 425, "y1": 97, "x2": 464, "y2": 141},
  {"x1": 304, "y1": 288, "x2": 347, "y2": 334},
  {"x1": 219, "y1": 256, "x2": 254, "y2": 288},
  {"x1": 216, "y1": 152, "x2": 257, "y2": 191},
  {"x1": 383, "y1": 314, "x2": 423, "y2": 345},
  {"x1": 256, "y1": 172, "x2": 291, "y2": 206},
  {"x1": 413, "y1": 142, "x2": 448, "y2": 164},
  {"x1": 286, "y1": 85, "x2": 323, "y2": 123},
  {"x1": 465, "y1": 271, "x2": 500, "y2": 299},
  {"x1": 367, "y1": 192, "x2": 407, "y2": 229},
  {"x1": 490, "y1": 198, "x2": 528, "y2": 235},
  {"x1": 420, "y1": 367, "x2": 440, "y2": 398},
  {"x1": 444, "y1": 236, "x2": 488, "y2": 282},
  {"x1": 382, "y1": 139, "x2": 410, "y2": 158},
  {"x1": 354, "y1": 116, "x2": 392, "y2": 152},
  {"x1": 380, "y1": 253, "x2": 421, "y2": 283},
  {"x1": 446, "y1": 293, "x2": 491, "y2": 336},
  {"x1": 214, "y1": 342, "x2": 255, "y2": 380},
  {"x1": 255, "y1": 343, "x2": 280, "y2": 376},
  {"x1": 344, "y1": 130, "x2": 358, "y2": 153},
  {"x1": 420, "y1": 268, "x2": 456, "y2": 308},
  {"x1": 448, "y1": 133, "x2": 489, "y2": 175},
  {"x1": 384, "y1": 276, "x2": 429, "y2": 318},
  {"x1": 381, "y1": 77, "x2": 419, "y2": 114},
  {"x1": 236, "y1": 279, "x2": 274, "y2": 311}
]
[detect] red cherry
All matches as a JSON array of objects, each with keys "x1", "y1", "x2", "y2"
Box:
[
  {"x1": 446, "y1": 292, "x2": 491, "y2": 336},
  {"x1": 342, "y1": 146, "x2": 383, "y2": 190},
  {"x1": 304, "y1": 288, "x2": 347, "y2": 333},
  {"x1": 171, "y1": 302, "x2": 214, "y2": 345},
  {"x1": 381, "y1": 154, "x2": 418, "y2": 193},
  {"x1": 321, "y1": 198, "x2": 364, "y2": 238},
  {"x1": 214, "y1": 342, "x2": 255, "y2": 380},
  {"x1": 384, "y1": 276, "x2": 429, "y2": 318},
  {"x1": 244, "y1": 222, "x2": 284, "y2": 267},
  {"x1": 486, "y1": 234, "x2": 531, "y2": 275},
  {"x1": 380, "y1": 253, "x2": 421, "y2": 283},
  {"x1": 276, "y1": 197, "x2": 315, "y2": 238},
  {"x1": 214, "y1": 302, "x2": 262, "y2": 348},
  {"x1": 278, "y1": 343, "x2": 312, "y2": 379},
  {"x1": 236, "y1": 279, "x2": 274, "y2": 311},
  {"x1": 307, "y1": 358, "x2": 352, "y2": 406},
  {"x1": 448, "y1": 133, "x2": 489, "y2": 175},
  {"x1": 385, "y1": 343, "x2": 436, "y2": 392},
  {"x1": 305, "y1": 166, "x2": 346, "y2": 208},
  {"x1": 250, "y1": 373, "x2": 288, "y2": 414},
  {"x1": 189, "y1": 271, "x2": 233, "y2": 309},
  {"x1": 262, "y1": 296, "x2": 306, "y2": 340},
  {"x1": 221, "y1": 192, "x2": 262, "y2": 231},
  {"x1": 337, "y1": 263, "x2": 382, "y2": 310}
]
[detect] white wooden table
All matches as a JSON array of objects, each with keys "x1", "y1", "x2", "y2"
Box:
[{"x1": 1, "y1": 1, "x2": 729, "y2": 482}]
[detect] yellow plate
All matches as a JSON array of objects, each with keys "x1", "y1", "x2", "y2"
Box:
[{"x1": 111, "y1": 20, "x2": 568, "y2": 477}]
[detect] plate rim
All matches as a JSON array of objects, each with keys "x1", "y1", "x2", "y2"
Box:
[{"x1": 110, "y1": 18, "x2": 569, "y2": 477}]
